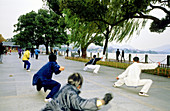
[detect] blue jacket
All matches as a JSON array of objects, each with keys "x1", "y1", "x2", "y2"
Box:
[
  {"x1": 35, "y1": 49, "x2": 40, "y2": 55},
  {"x1": 42, "y1": 84, "x2": 98, "y2": 111},
  {"x1": 32, "y1": 62, "x2": 61, "y2": 86},
  {"x1": 85, "y1": 58, "x2": 101, "y2": 66}
]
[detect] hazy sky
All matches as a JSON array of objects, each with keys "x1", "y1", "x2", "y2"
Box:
[{"x1": 0, "y1": 0, "x2": 169, "y2": 50}]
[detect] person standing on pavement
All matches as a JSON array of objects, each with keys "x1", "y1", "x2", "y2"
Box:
[
  {"x1": 35, "y1": 48, "x2": 40, "y2": 59},
  {"x1": 0, "y1": 42, "x2": 5, "y2": 64},
  {"x1": 54, "y1": 49, "x2": 59, "y2": 62},
  {"x1": 121, "y1": 50, "x2": 125, "y2": 62},
  {"x1": 116, "y1": 49, "x2": 120, "y2": 62},
  {"x1": 113, "y1": 57, "x2": 159, "y2": 97},
  {"x1": 31, "y1": 48, "x2": 35, "y2": 58},
  {"x1": 66, "y1": 48, "x2": 69, "y2": 57},
  {"x1": 83, "y1": 55, "x2": 103, "y2": 74},
  {"x1": 18, "y1": 48, "x2": 22, "y2": 58},
  {"x1": 77, "y1": 49, "x2": 80, "y2": 57},
  {"x1": 32, "y1": 53, "x2": 65, "y2": 102},
  {"x1": 41, "y1": 73, "x2": 113, "y2": 111},
  {"x1": 22, "y1": 48, "x2": 31, "y2": 71}
]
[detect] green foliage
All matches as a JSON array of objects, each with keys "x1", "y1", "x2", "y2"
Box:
[
  {"x1": 43, "y1": 0, "x2": 170, "y2": 56},
  {"x1": 63, "y1": 9, "x2": 104, "y2": 49},
  {"x1": 13, "y1": 8, "x2": 68, "y2": 51}
]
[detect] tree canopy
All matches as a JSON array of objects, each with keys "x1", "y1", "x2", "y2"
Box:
[
  {"x1": 13, "y1": 9, "x2": 68, "y2": 54},
  {"x1": 42, "y1": 0, "x2": 170, "y2": 57}
]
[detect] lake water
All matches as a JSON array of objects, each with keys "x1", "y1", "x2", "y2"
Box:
[
  {"x1": 65, "y1": 51, "x2": 170, "y2": 64},
  {"x1": 86, "y1": 52, "x2": 170, "y2": 64}
]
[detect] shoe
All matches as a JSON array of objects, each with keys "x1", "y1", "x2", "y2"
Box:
[
  {"x1": 44, "y1": 98, "x2": 53, "y2": 102},
  {"x1": 26, "y1": 70, "x2": 30, "y2": 72},
  {"x1": 112, "y1": 84, "x2": 118, "y2": 88},
  {"x1": 139, "y1": 92, "x2": 149, "y2": 97}
]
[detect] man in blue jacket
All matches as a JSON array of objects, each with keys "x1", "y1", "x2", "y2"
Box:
[
  {"x1": 83, "y1": 55, "x2": 103, "y2": 74},
  {"x1": 32, "y1": 53, "x2": 65, "y2": 102},
  {"x1": 34, "y1": 48, "x2": 40, "y2": 59},
  {"x1": 41, "y1": 73, "x2": 113, "y2": 111}
]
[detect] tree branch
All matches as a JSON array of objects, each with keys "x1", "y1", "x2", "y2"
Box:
[
  {"x1": 132, "y1": 12, "x2": 160, "y2": 22},
  {"x1": 150, "y1": 3, "x2": 170, "y2": 15}
]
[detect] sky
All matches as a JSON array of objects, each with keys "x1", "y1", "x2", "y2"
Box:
[{"x1": 0, "y1": 0, "x2": 170, "y2": 50}]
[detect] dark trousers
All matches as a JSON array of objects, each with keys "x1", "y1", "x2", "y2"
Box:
[
  {"x1": 42, "y1": 80, "x2": 61, "y2": 99},
  {"x1": 19, "y1": 53, "x2": 21, "y2": 58},
  {"x1": 23, "y1": 60, "x2": 31, "y2": 70},
  {"x1": 35, "y1": 54, "x2": 38, "y2": 59},
  {"x1": 31, "y1": 53, "x2": 34, "y2": 58}
]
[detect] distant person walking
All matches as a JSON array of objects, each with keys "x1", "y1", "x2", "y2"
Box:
[
  {"x1": 77, "y1": 49, "x2": 80, "y2": 57},
  {"x1": 32, "y1": 53, "x2": 65, "y2": 102},
  {"x1": 54, "y1": 49, "x2": 58, "y2": 61},
  {"x1": 31, "y1": 48, "x2": 35, "y2": 58},
  {"x1": 121, "y1": 50, "x2": 125, "y2": 62},
  {"x1": 113, "y1": 57, "x2": 159, "y2": 97},
  {"x1": 35, "y1": 48, "x2": 40, "y2": 59},
  {"x1": 22, "y1": 48, "x2": 31, "y2": 72},
  {"x1": 116, "y1": 49, "x2": 120, "y2": 62},
  {"x1": 83, "y1": 55, "x2": 103, "y2": 74},
  {"x1": 66, "y1": 48, "x2": 69, "y2": 57},
  {"x1": 18, "y1": 48, "x2": 22, "y2": 58},
  {"x1": 9, "y1": 49, "x2": 12, "y2": 55},
  {"x1": 0, "y1": 42, "x2": 5, "y2": 64}
]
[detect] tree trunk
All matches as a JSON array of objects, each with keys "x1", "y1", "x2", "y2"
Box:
[
  {"x1": 103, "y1": 33, "x2": 109, "y2": 56},
  {"x1": 81, "y1": 47, "x2": 87, "y2": 58}
]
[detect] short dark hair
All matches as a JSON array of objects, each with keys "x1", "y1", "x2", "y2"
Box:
[
  {"x1": 93, "y1": 55, "x2": 96, "y2": 58},
  {"x1": 68, "y1": 73, "x2": 83, "y2": 88},
  {"x1": 49, "y1": 53, "x2": 57, "y2": 62},
  {"x1": 133, "y1": 57, "x2": 139, "y2": 62}
]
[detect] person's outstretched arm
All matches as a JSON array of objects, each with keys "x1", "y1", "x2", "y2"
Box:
[{"x1": 139, "y1": 63, "x2": 159, "y2": 70}]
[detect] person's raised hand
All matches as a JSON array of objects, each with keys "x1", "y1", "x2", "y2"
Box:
[
  {"x1": 157, "y1": 62, "x2": 161, "y2": 66},
  {"x1": 59, "y1": 66, "x2": 65, "y2": 71},
  {"x1": 116, "y1": 77, "x2": 119, "y2": 80}
]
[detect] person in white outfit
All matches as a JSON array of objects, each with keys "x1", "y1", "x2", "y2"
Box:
[
  {"x1": 113, "y1": 57, "x2": 159, "y2": 97},
  {"x1": 83, "y1": 55, "x2": 103, "y2": 74}
]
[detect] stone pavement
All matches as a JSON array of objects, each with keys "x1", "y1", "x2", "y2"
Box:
[{"x1": 0, "y1": 52, "x2": 170, "y2": 111}]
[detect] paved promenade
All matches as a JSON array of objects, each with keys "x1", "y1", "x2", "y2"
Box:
[{"x1": 0, "y1": 52, "x2": 170, "y2": 111}]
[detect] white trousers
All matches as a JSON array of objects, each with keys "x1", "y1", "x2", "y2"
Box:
[
  {"x1": 115, "y1": 78, "x2": 153, "y2": 93},
  {"x1": 83, "y1": 65, "x2": 100, "y2": 73}
]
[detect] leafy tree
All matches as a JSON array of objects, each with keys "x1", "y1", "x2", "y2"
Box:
[
  {"x1": 14, "y1": 9, "x2": 68, "y2": 54},
  {"x1": 44, "y1": 0, "x2": 143, "y2": 57},
  {"x1": 14, "y1": 11, "x2": 38, "y2": 48},
  {"x1": 127, "y1": 0, "x2": 170, "y2": 33},
  {"x1": 63, "y1": 9, "x2": 104, "y2": 58},
  {"x1": 44, "y1": 0, "x2": 170, "y2": 58}
]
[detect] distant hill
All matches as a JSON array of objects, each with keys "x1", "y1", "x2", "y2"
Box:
[
  {"x1": 151, "y1": 44, "x2": 170, "y2": 54},
  {"x1": 87, "y1": 44, "x2": 169, "y2": 54},
  {"x1": 58, "y1": 43, "x2": 170, "y2": 54}
]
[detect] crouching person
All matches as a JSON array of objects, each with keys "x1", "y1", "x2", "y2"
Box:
[
  {"x1": 41, "y1": 73, "x2": 113, "y2": 111},
  {"x1": 32, "y1": 53, "x2": 65, "y2": 102},
  {"x1": 83, "y1": 55, "x2": 103, "y2": 74}
]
